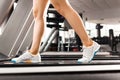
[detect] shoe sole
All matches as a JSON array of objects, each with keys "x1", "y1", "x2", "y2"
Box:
[{"x1": 11, "y1": 59, "x2": 41, "y2": 64}]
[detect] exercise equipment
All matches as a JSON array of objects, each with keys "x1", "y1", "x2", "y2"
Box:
[
  {"x1": 93, "y1": 24, "x2": 120, "y2": 54},
  {"x1": 0, "y1": 2, "x2": 120, "y2": 80},
  {"x1": 40, "y1": 4, "x2": 65, "y2": 53},
  {"x1": 0, "y1": 0, "x2": 14, "y2": 25},
  {"x1": 109, "y1": 29, "x2": 120, "y2": 53},
  {"x1": 0, "y1": 0, "x2": 34, "y2": 58}
]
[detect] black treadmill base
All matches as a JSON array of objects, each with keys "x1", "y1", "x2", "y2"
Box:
[{"x1": 0, "y1": 72, "x2": 120, "y2": 80}]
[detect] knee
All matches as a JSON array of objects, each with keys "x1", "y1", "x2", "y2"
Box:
[
  {"x1": 33, "y1": 7, "x2": 38, "y2": 18},
  {"x1": 33, "y1": 7, "x2": 44, "y2": 20}
]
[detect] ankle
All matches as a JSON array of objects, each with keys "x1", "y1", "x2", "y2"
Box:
[
  {"x1": 83, "y1": 40, "x2": 93, "y2": 47},
  {"x1": 28, "y1": 50, "x2": 38, "y2": 55}
]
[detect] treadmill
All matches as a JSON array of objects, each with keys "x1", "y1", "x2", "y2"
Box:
[
  {"x1": 0, "y1": 0, "x2": 33, "y2": 58},
  {"x1": 0, "y1": 1, "x2": 120, "y2": 80}
]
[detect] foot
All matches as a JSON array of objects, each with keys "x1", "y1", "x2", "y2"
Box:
[
  {"x1": 77, "y1": 41, "x2": 100, "y2": 63},
  {"x1": 11, "y1": 51, "x2": 41, "y2": 63}
]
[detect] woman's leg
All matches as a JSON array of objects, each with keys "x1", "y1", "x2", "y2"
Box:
[
  {"x1": 11, "y1": 0, "x2": 49, "y2": 63},
  {"x1": 50, "y1": 0, "x2": 100, "y2": 63},
  {"x1": 29, "y1": 0, "x2": 49, "y2": 55},
  {"x1": 50, "y1": 0, "x2": 92, "y2": 47}
]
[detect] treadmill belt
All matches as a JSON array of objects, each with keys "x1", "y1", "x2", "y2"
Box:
[{"x1": 1, "y1": 59, "x2": 120, "y2": 65}]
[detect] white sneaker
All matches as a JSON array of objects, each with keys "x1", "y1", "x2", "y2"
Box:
[
  {"x1": 11, "y1": 51, "x2": 41, "y2": 63},
  {"x1": 77, "y1": 41, "x2": 100, "y2": 63}
]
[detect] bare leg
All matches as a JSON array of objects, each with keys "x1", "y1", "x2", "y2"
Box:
[
  {"x1": 50, "y1": 0, "x2": 93, "y2": 47},
  {"x1": 29, "y1": 0, "x2": 49, "y2": 55}
]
